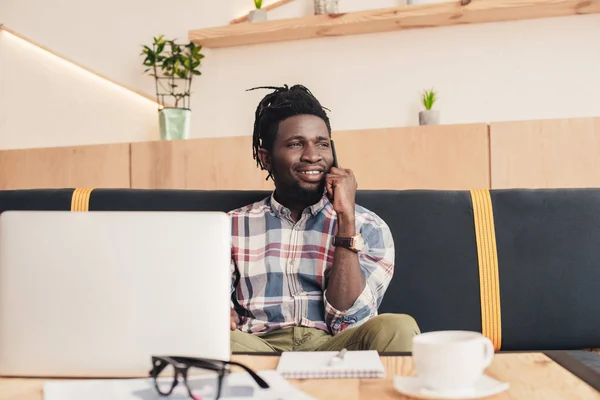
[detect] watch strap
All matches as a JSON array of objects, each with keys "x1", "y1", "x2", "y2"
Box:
[
  {"x1": 332, "y1": 236, "x2": 354, "y2": 248},
  {"x1": 333, "y1": 236, "x2": 354, "y2": 249}
]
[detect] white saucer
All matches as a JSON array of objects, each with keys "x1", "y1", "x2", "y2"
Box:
[{"x1": 393, "y1": 375, "x2": 510, "y2": 400}]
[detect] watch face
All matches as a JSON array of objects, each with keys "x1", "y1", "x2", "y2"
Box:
[{"x1": 353, "y1": 235, "x2": 365, "y2": 251}]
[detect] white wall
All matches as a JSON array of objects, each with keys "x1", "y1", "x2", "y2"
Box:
[
  {"x1": 0, "y1": 29, "x2": 159, "y2": 149},
  {"x1": 1, "y1": 0, "x2": 600, "y2": 149}
]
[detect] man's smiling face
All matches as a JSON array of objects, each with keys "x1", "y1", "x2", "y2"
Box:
[{"x1": 258, "y1": 114, "x2": 334, "y2": 204}]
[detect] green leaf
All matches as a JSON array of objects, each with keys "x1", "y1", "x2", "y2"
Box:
[
  {"x1": 421, "y1": 88, "x2": 437, "y2": 110},
  {"x1": 142, "y1": 36, "x2": 205, "y2": 96},
  {"x1": 254, "y1": 0, "x2": 263, "y2": 8}
]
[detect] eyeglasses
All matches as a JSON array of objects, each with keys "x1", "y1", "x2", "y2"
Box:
[{"x1": 149, "y1": 355, "x2": 270, "y2": 399}]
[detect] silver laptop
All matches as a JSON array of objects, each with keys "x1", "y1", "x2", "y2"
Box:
[{"x1": 0, "y1": 210, "x2": 232, "y2": 378}]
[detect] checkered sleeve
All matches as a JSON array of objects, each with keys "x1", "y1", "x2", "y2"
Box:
[
  {"x1": 228, "y1": 210, "x2": 247, "y2": 328},
  {"x1": 230, "y1": 256, "x2": 236, "y2": 307},
  {"x1": 323, "y1": 218, "x2": 395, "y2": 335},
  {"x1": 230, "y1": 256, "x2": 247, "y2": 328}
]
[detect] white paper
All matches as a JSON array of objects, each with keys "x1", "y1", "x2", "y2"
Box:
[
  {"x1": 276, "y1": 350, "x2": 386, "y2": 379},
  {"x1": 43, "y1": 370, "x2": 316, "y2": 400}
]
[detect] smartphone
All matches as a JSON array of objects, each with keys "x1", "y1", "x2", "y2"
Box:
[{"x1": 331, "y1": 139, "x2": 339, "y2": 169}]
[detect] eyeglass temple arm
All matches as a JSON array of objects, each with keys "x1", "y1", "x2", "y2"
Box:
[{"x1": 227, "y1": 361, "x2": 270, "y2": 389}]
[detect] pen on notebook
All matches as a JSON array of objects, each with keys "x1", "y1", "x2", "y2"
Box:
[{"x1": 328, "y1": 348, "x2": 347, "y2": 366}]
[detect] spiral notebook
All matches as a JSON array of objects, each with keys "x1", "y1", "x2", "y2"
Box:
[{"x1": 276, "y1": 350, "x2": 386, "y2": 379}]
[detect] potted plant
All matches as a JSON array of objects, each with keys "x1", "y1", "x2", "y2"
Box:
[
  {"x1": 314, "y1": 0, "x2": 340, "y2": 14},
  {"x1": 249, "y1": 0, "x2": 267, "y2": 22},
  {"x1": 141, "y1": 35, "x2": 204, "y2": 140},
  {"x1": 419, "y1": 88, "x2": 440, "y2": 126}
]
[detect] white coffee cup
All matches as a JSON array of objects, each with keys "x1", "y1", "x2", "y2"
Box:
[{"x1": 412, "y1": 330, "x2": 494, "y2": 393}]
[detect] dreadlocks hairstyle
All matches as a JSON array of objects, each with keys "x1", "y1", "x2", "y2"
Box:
[{"x1": 247, "y1": 84, "x2": 331, "y2": 180}]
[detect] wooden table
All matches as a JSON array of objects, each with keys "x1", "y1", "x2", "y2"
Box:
[{"x1": 1, "y1": 352, "x2": 599, "y2": 400}]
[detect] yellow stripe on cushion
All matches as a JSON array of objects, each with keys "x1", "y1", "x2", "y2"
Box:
[
  {"x1": 70, "y1": 188, "x2": 94, "y2": 212},
  {"x1": 70, "y1": 189, "x2": 81, "y2": 211},
  {"x1": 71, "y1": 188, "x2": 82, "y2": 211},
  {"x1": 470, "y1": 189, "x2": 502, "y2": 351}
]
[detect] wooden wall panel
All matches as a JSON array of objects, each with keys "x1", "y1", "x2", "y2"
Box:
[
  {"x1": 131, "y1": 124, "x2": 490, "y2": 190},
  {"x1": 334, "y1": 124, "x2": 490, "y2": 190},
  {"x1": 0, "y1": 143, "x2": 130, "y2": 190},
  {"x1": 490, "y1": 118, "x2": 600, "y2": 189},
  {"x1": 130, "y1": 136, "x2": 273, "y2": 190}
]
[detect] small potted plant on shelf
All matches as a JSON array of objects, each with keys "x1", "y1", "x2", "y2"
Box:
[
  {"x1": 141, "y1": 35, "x2": 204, "y2": 140},
  {"x1": 314, "y1": 0, "x2": 340, "y2": 14},
  {"x1": 419, "y1": 88, "x2": 440, "y2": 126},
  {"x1": 249, "y1": 0, "x2": 267, "y2": 22}
]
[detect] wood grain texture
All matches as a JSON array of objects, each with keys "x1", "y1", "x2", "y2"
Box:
[
  {"x1": 0, "y1": 143, "x2": 131, "y2": 190},
  {"x1": 334, "y1": 123, "x2": 490, "y2": 190},
  {"x1": 130, "y1": 136, "x2": 274, "y2": 190},
  {"x1": 488, "y1": 353, "x2": 600, "y2": 400},
  {"x1": 2, "y1": 353, "x2": 599, "y2": 400},
  {"x1": 230, "y1": 0, "x2": 295, "y2": 24},
  {"x1": 189, "y1": 0, "x2": 600, "y2": 48},
  {"x1": 130, "y1": 124, "x2": 489, "y2": 191},
  {"x1": 490, "y1": 117, "x2": 600, "y2": 189}
]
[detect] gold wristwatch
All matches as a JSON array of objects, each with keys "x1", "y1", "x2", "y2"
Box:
[{"x1": 332, "y1": 233, "x2": 365, "y2": 253}]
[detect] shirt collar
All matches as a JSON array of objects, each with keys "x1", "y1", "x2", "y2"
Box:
[{"x1": 269, "y1": 190, "x2": 330, "y2": 219}]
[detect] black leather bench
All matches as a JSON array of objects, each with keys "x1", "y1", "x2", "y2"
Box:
[{"x1": 1, "y1": 187, "x2": 599, "y2": 351}]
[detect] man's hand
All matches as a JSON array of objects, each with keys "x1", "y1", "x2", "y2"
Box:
[
  {"x1": 326, "y1": 167, "x2": 358, "y2": 222},
  {"x1": 230, "y1": 307, "x2": 239, "y2": 331}
]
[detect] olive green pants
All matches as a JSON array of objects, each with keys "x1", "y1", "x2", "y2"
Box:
[{"x1": 230, "y1": 314, "x2": 420, "y2": 353}]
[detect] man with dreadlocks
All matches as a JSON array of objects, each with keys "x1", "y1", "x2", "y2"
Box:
[{"x1": 228, "y1": 84, "x2": 420, "y2": 352}]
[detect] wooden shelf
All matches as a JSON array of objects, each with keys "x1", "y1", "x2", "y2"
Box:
[{"x1": 189, "y1": 0, "x2": 600, "y2": 48}]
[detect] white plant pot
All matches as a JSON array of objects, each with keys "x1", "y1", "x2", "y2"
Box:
[
  {"x1": 314, "y1": 0, "x2": 339, "y2": 14},
  {"x1": 248, "y1": 9, "x2": 268, "y2": 22},
  {"x1": 419, "y1": 110, "x2": 440, "y2": 126}
]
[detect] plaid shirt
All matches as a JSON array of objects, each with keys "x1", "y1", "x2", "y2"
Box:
[{"x1": 228, "y1": 192, "x2": 395, "y2": 336}]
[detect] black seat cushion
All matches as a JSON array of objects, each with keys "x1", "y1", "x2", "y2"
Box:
[{"x1": 1, "y1": 187, "x2": 599, "y2": 350}]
